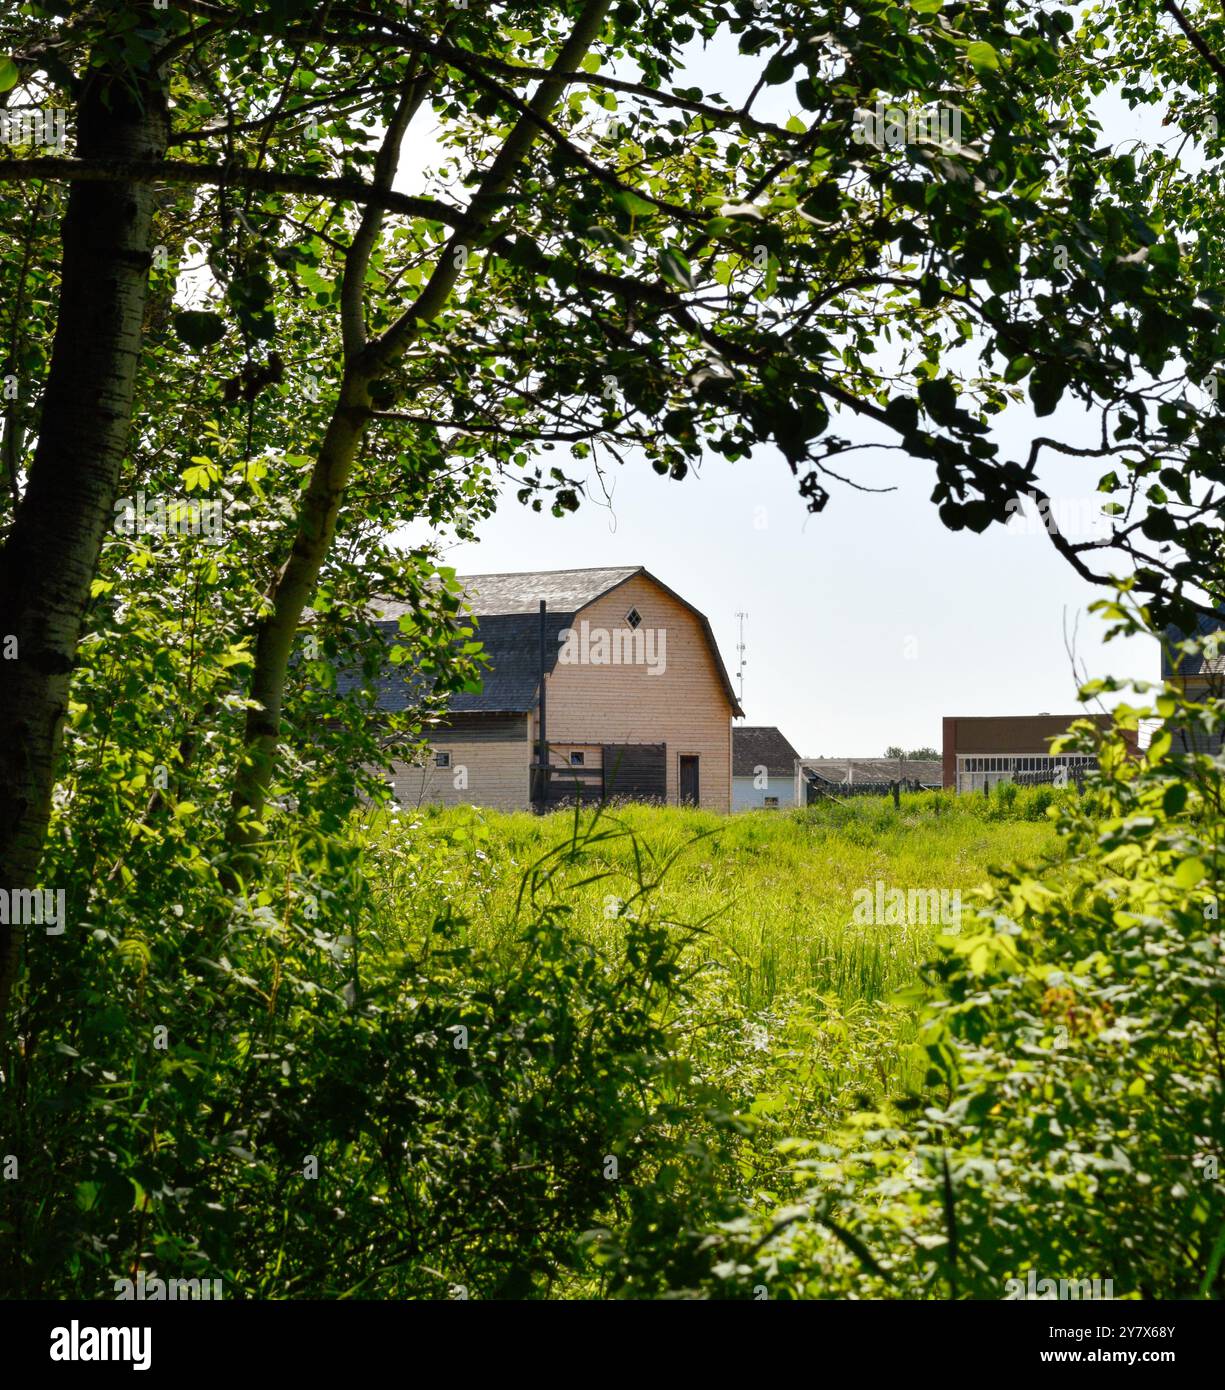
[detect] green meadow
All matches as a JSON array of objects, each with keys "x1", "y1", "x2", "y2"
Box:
[
  {"x1": 366, "y1": 788, "x2": 1062, "y2": 1118},
  {"x1": 369, "y1": 789, "x2": 1060, "y2": 1005}
]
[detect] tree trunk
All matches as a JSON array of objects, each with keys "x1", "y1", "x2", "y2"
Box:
[
  {"x1": 224, "y1": 0, "x2": 612, "y2": 866},
  {"x1": 0, "y1": 62, "x2": 168, "y2": 1024},
  {"x1": 226, "y1": 378, "x2": 370, "y2": 875}
]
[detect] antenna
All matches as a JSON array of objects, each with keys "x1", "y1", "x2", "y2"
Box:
[{"x1": 735, "y1": 610, "x2": 748, "y2": 709}]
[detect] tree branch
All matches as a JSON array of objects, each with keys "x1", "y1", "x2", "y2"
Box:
[
  {"x1": 1162, "y1": 1, "x2": 1225, "y2": 82},
  {"x1": 0, "y1": 156, "x2": 468, "y2": 228}
]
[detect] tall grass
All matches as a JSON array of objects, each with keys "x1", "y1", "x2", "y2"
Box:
[
  {"x1": 364, "y1": 789, "x2": 1060, "y2": 1011},
  {"x1": 360, "y1": 792, "x2": 1063, "y2": 1153}
]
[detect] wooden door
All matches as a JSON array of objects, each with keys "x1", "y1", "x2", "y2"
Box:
[{"x1": 679, "y1": 755, "x2": 700, "y2": 807}]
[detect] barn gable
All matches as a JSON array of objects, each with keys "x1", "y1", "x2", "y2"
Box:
[{"x1": 373, "y1": 566, "x2": 739, "y2": 813}]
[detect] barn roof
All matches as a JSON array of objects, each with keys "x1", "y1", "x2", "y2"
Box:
[
  {"x1": 733, "y1": 726, "x2": 801, "y2": 776},
  {"x1": 368, "y1": 566, "x2": 742, "y2": 716},
  {"x1": 370, "y1": 567, "x2": 641, "y2": 623},
  {"x1": 461, "y1": 566, "x2": 643, "y2": 615}
]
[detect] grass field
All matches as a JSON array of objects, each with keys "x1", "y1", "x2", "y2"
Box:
[
  {"x1": 367, "y1": 789, "x2": 1060, "y2": 1007},
  {"x1": 364, "y1": 789, "x2": 1062, "y2": 1122}
]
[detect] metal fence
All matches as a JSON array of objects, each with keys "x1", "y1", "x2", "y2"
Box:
[
  {"x1": 805, "y1": 774, "x2": 941, "y2": 803},
  {"x1": 1010, "y1": 762, "x2": 1092, "y2": 791}
]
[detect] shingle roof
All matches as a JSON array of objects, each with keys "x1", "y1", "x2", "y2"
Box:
[
  {"x1": 370, "y1": 567, "x2": 641, "y2": 623},
  {"x1": 344, "y1": 612, "x2": 573, "y2": 715},
  {"x1": 733, "y1": 726, "x2": 801, "y2": 776},
  {"x1": 460, "y1": 567, "x2": 642, "y2": 615},
  {"x1": 365, "y1": 565, "x2": 742, "y2": 716}
]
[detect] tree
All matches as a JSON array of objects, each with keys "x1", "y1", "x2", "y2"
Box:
[
  {"x1": 1, "y1": 0, "x2": 1223, "y2": 1026},
  {"x1": 2, "y1": 0, "x2": 1225, "y2": 1301}
]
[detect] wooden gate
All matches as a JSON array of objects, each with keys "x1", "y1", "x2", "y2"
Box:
[{"x1": 602, "y1": 743, "x2": 667, "y2": 803}]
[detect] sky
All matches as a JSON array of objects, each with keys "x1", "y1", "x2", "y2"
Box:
[{"x1": 390, "y1": 19, "x2": 1172, "y2": 758}]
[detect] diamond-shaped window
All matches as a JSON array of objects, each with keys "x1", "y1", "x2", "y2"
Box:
[{"x1": 625, "y1": 607, "x2": 642, "y2": 630}]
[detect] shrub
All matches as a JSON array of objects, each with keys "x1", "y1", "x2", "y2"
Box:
[
  {"x1": 0, "y1": 812, "x2": 732, "y2": 1298},
  {"x1": 640, "y1": 616, "x2": 1225, "y2": 1300}
]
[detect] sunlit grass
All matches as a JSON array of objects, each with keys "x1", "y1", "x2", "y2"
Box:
[{"x1": 364, "y1": 791, "x2": 1060, "y2": 1011}]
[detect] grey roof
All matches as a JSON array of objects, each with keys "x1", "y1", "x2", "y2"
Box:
[
  {"x1": 370, "y1": 567, "x2": 641, "y2": 622},
  {"x1": 461, "y1": 567, "x2": 642, "y2": 615},
  {"x1": 343, "y1": 612, "x2": 572, "y2": 715},
  {"x1": 363, "y1": 565, "x2": 743, "y2": 716},
  {"x1": 800, "y1": 757, "x2": 943, "y2": 785},
  {"x1": 447, "y1": 611, "x2": 572, "y2": 712},
  {"x1": 733, "y1": 725, "x2": 801, "y2": 777}
]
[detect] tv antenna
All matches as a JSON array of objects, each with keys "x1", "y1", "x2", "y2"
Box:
[{"x1": 735, "y1": 610, "x2": 748, "y2": 709}]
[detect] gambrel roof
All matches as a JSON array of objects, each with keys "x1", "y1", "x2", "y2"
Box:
[
  {"x1": 461, "y1": 566, "x2": 642, "y2": 615},
  {"x1": 367, "y1": 565, "x2": 743, "y2": 716}
]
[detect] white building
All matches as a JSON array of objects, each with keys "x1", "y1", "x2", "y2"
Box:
[{"x1": 732, "y1": 726, "x2": 802, "y2": 810}]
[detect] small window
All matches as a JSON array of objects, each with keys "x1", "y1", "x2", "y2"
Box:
[
  {"x1": 625, "y1": 607, "x2": 642, "y2": 630},
  {"x1": 569, "y1": 751, "x2": 585, "y2": 767},
  {"x1": 434, "y1": 751, "x2": 451, "y2": 768},
  {"x1": 764, "y1": 795, "x2": 780, "y2": 808}
]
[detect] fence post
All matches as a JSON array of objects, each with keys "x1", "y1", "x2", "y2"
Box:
[
  {"x1": 983, "y1": 779, "x2": 989, "y2": 799},
  {"x1": 892, "y1": 779, "x2": 900, "y2": 810},
  {"x1": 535, "y1": 598, "x2": 548, "y2": 812}
]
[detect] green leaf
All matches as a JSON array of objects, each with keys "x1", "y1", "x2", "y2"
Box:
[
  {"x1": 918, "y1": 377, "x2": 959, "y2": 424},
  {"x1": 0, "y1": 57, "x2": 18, "y2": 93},
  {"x1": 612, "y1": 189, "x2": 656, "y2": 219},
  {"x1": 659, "y1": 248, "x2": 695, "y2": 291},
  {"x1": 1173, "y1": 857, "x2": 1205, "y2": 888},
  {"x1": 173, "y1": 310, "x2": 226, "y2": 350},
  {"x1": 1028, "y1": 366, "x2": 1064, "y2": 416},
  {"x1": 966, "y1": 41, "x2": 1000, "y2": 71},
  {"x1": 1003, "y1": 355, "x2": 1034, "y2": 383},
  {"x1": 182, "y1": 463, "x2": 219, "y2": 493}
]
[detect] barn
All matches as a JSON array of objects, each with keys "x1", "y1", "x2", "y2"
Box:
[
  {"x1": 1163, "y1": 608, "x2": 1225, "y2": 754},
  {"x1": 374, "y1": 566, "x2": 742, "y2": 813}
]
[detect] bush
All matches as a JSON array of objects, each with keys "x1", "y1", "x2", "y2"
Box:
[
  {"x1": 654, "y1": 642, "x2": 1225, "y2": 1300},
  {"x1": 0, "y1": 813, "x2": 733, "y2": 1298}
]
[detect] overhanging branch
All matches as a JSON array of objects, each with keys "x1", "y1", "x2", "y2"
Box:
[{"x1": 0, "y1": 157, "x2": 469, "y2": 229}]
